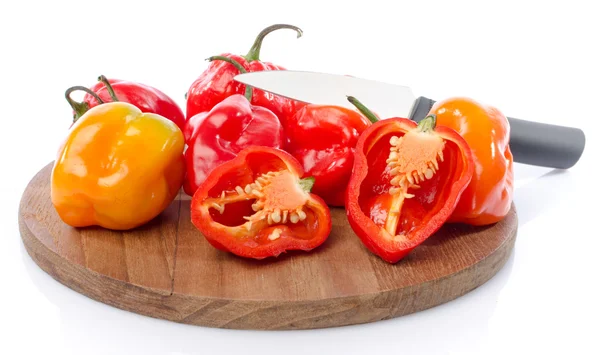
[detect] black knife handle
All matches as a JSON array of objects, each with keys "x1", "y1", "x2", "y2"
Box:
[{"x1": 409, "y1": 96, "x2": 585, "y2": 169}]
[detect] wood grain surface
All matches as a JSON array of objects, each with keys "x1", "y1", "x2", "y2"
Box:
[{"x1": 19, "y1": 163, "x2": 518, "y2": 330}]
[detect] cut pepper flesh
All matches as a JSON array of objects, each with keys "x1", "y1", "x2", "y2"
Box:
[
  {"x1": 346, "y1": 113, "x2": 474, "y2": 263},
  {"x1": 191, "y1": 147, "x2": 331, "y2": 259}
]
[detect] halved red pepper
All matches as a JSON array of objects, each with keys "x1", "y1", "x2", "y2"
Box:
[
  {"x1": 190, "y1": 146, "x2": 332, "y2": 259},
  {"x1": 345, "y1": 97, "x2": 474, "y2": 263}
]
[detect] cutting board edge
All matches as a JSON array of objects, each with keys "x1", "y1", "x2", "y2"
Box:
[
  {"x1": 19, "y1": 211, "x2": 182, "y2": 318},
  {"x1": 19, "y1": 204, "x2": 517, "y2": 330}
]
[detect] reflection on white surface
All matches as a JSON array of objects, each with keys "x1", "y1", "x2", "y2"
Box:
[{"x1": 513, "y1": 166, "x2": 570, "y2": 227}]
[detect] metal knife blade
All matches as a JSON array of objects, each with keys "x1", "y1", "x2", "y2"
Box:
[
  {"x1": 234, "y1": 70, "x2": 586, "y2": 169},
  {"x1": 234, "y1": 70, "x2": 417, "y2": 119}
]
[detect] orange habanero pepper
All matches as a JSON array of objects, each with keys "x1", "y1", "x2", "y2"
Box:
[
  {"x1": 51, "y1": 101, "x2": 185, "y2": 230},
  {"x1": 428, "y1": 97, "x2": 514, "y2": 226}
]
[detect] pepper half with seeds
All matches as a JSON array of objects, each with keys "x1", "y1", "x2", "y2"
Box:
[
  {"x1": 190, "y1": 146, "x2": 332, "y2": 259},
  {"x1": 345, "y1": 97, "x2": 474, "y2": 263}
]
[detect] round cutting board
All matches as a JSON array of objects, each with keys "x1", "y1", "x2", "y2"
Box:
[{"x1": 19, "y1": 163, "x2": 517, "y2": 330}]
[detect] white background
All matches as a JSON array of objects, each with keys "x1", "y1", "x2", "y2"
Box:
[{"x1": 1, "y1": 1, "x2": 599, "y2": 354}]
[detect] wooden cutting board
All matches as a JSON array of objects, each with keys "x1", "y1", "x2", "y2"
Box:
[{"x1": 19, "y1": 163, "x2": 517, "y2": 330}]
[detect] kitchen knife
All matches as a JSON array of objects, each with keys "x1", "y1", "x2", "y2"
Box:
[{"x1": 234, "y1": 70, "x2": 585, "y2": 169}]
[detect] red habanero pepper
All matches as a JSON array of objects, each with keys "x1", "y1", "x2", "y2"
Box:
[
  {"x1": 345, "y1": 97, "x2": 474, "y2": 264},
  {"x1": 185, "y1": 24, "x2": 305, "y2": 128},
  {"x1": 66, "y1": 75, "x2": 186, "y2": 132},
  {"x1": 285, "y1": 102, "x2": 376, "y2": 206},
  {"x1": 183, "y1": 56, "x2": 285, "y2": 196},
  {"x1": 190, "y1": 146, "x2": 332, "y2": 259}
]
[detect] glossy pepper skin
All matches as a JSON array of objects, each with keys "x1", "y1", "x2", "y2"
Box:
[
  {"x1": 183, "y1": 94, "x2": 284, "y2": 196},
  {"x1": 191, "y1": 146, "x2": 332, "y2": 259},
  {"x1": 51, "y1": 102, "x2": 185, "y2": 230},
  {"x1": 185, "y1": 24, "x2": 305, "y2": 128},
  {"x1": 428, "y1": 97, "x2": 514, "y2": 225},
  {"x1": 70, "y1": 75, "x2": 186, "y2": 132},
  {"x1": 345, "y1": 99, "x2": 474, "y2": 263},
  {"x1": 285, "y1": 103, "x2": 374, "y2": 206},
  {"x1": 183, "y1": 57, "x2": 285, "y2": 197}
]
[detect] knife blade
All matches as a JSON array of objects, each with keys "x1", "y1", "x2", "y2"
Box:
[
  {"x1": 234, "y1": 70, "x2": 585, "y2": 169},
  {"x1": 234, "y1": 70, "x2": 416, "y2": 119}
]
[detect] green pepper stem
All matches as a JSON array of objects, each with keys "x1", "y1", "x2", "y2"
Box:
[
  {"x1": 417, "y1": 114, "x2": 437, "y2": 132},
  {"x1": 65, "y1": 86, "x2": 105, "y2": 122},
  {"x1": 346, "y1": 96, "x2": 379, "y2": 123},
  {"x1": 299, "y1": 177, "x2": 315, "y2": 193},
  {"x1": 207, "y1": 56, "x2": 253, "y2": 101},
  {"x1": 97, "y1": 75, "x2": 120, "y2": 102},
  {"x1": 245, "y1": 24, "x2": 303, "y2": 62}
]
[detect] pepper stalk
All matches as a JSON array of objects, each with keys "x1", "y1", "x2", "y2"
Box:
[
  {"x1": 64, "y1": 75, "x2": 121, "y2": 123},
  {"x1": 299, "y1": 177, "x2": 315, "y2": 192},
  {"x1": 244, "y1": 24, "x2": 303, "y2": 62},
  {"x1": 65, "y1": 86, "x2": 105, "y2": 122},
  {"x1": 346, "y1": 96, "x2": 380, "y2": 124},
  {"x1": 97, "y1": 75, "x2": 120, "y2": 102},
  {"x1": 207, "y1": 56, "x2": 253, "y2": 101}
]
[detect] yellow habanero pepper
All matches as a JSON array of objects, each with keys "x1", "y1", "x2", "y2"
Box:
[{"x1": 51, "y1": 101, "x2": 185, "y2": 230}]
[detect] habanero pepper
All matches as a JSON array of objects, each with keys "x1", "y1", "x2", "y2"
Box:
[
  {"x1": 183, "y1": 56, "x2": 285, "y2": 196},
  {"x1": 285, "y1": 101, "x2": 376, "y2": 206},
  {"x1": 190, "y1": 146, "x2": 332, "y2": 259},
  {"x1": 428, "y1": 97, "x2": 514, "y2": 226},
  {"x1": 185, "y1": 24, "x2": 305, "y2": 128},
  {"x1": 67, "y1": 75, "x2": 186, "y2": 132},
  {"x1": 52, "y1": 101, "x2": 185, "y2": 231},
  {"x1": 345, "y1": 97, "x2": 474, "y2": 263}
]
